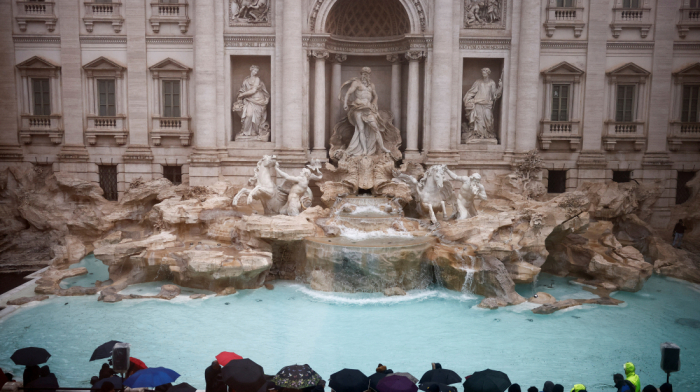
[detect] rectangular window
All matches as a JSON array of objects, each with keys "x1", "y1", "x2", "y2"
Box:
[
  {"x1": 690, "y1": 0, "x2": 699, "y2": 8},
  {"x1": 616, "y1": 85, "x2": 636, "y2": 122},
  {"x1": 98, "y1": 165, "x2": 118, "y2": 201},
  {"x1": 622, "y1": 0, "x2": 640, "y2": 8},
  {"x1": 551, "y1": 84, "x2": 570, "y2": 121},
  {"x1": 612, "y1": 170, "x2": 632, "y2": 183},
  {"x1": 556, "y1": 0, "x2": 574, "y2": 6},
  {"x1": 163, "y1": 166, "x2": 182, "y2": 185},
  {"x1": 676, "y1": 171, "x2": 696, "y2": 205},
  {"x1": 548, "y1": 170, "x2": 567, "y2": 194},
  {"x1": 97, "y1": 79, "x2": 116, "y2": 117},
  {"x1": 32, "y1": 78, "x2": 50, "y2": 116},
  {"x1": 162, "y1": 80, "x2": 181, "y2": 118},
  {"x1": 160, "y1": 0, "x2": 179, "y2": 3},
  {"x1": 681, "y1": 85, "x2": 700, "y2": 123}
]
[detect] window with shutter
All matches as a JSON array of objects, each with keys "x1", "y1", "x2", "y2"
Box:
[
  {"x1": 548, "y1": 170, "x2": 567, "y2": 194},
  {"x1": 162, "y1": 80, "x2": 181, "y2": 118},
  {"x1": 622, "y1": 0, "x2": 640, "y2": 8},
  {"x1": 691, "y1": 0, "x2": 700, "y2": 8},
  {"x1": 556, "y1": 0, "x2": 574, "y2": 7},
  {"x1": 681, "y1": 85, "x2": 699, "y2": 123},
  {"x1": 98, "y1": 79, "x2": 116, "y2": 117},
  {"x1": 615, "y1": 85, "x2": 636, "y2": 122},
  {"x1": 163, "y1": 166, "x2": 182, "y2": 185},
  {"x1": 32, "y1": 78, "x2": 50, "y2": 116},
  {"x1": 551, "y1": 84, "x2": 570, "y2": 121}
]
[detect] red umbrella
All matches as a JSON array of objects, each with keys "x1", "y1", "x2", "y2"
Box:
[
  {"x1": 216, "y1": 352, "x2": 243, "y2": 366},
  {"x1": 130, "y1": 357, "x2": 148, "y2": 371}
]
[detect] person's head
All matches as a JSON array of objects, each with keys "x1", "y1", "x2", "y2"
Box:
[
  {"x1": 659, "y1": 383, "x2": 672, "y2": 392},
  {"x1": 552, "y1": 385, "x2": 564, "y2": 392},
  {"x1": 376, "y1": 364, "x2": 387, "y2": 373},
  {"x1": 100, "y1": 381, "x2": 115, "y2": 392},
  {"x1": 570, "y1": 385, "x2": 586, "y2": 392},
  {"x1": 481, "y1": 68, "x2": 491, "y2": 79},
  {"x1": 613, "y1": 374, "x2": 625, "y2": 384},
  {"x1": 527, "y1": 387, "x2": 538, "y2": 392},
  {"x1": 39, "y1": 366, "x2": 50, "y2": 377},
  {"x1": 642, "y1": 386, "x2": 657, "y2": 392},
  {"x1": 543, "y1": 381, "x2": 554, "y2": 392},
  {"x1": 624, "y1": 362, "x2": 635, "y2": 376},
  {"x1": 678, "y1": 219, "x2": 683, "y2": 224},
  {"x1": 508, "y1": 384, "x2": 521, "y2": 392},
  {"x1": 250, "y1": 65, "x2": 259, "y2": 76},
  {"x1": 431, "y1": 363, "x2": 441, "y2": 370},
  {"x1": 90, "y1": 376, "x2": 99, "y2": 385},
  {"x1": 211, "y1": 360, "x2": 221, "y2": 371},
  {"x1": 361, "y1": 67, "x2": 372, "y2": 83}
]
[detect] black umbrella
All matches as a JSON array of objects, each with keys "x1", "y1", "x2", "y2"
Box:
[
  {"x1": 369, "y1": 371, "x2": 393, "y2": 391},
  {"x1": 419, "y1": 383, "x2": 457, "y2": 392},
  {"x1": 329, "y1": 369, "x2": 369, "y2": 392},
  {"x1": 93, "y1": 376, "x2": 123, "y2": 390},
  {"x1": 11, "y1": 347, "x2": 51, "y2": 366},
  {"x1": 168, "y1": 382, "x2": 197, "y2": 392},
  {"x1": 462, "y1": 369, "x2": 511, "y2": 392},
  {"x1": 272, "y1": 364, "x2": 322, "y2": 389},
  {"x1": 90, "y1": 341, "x2": 122, "y2": 361},
  {"x1": 418, "y1": 368, "x2": 460, "y2": 386},
  {"x1": 222, "y1": 358, "x2": 266, "y2": 392}
]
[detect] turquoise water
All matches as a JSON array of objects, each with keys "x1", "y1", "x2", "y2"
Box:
[
  {"x1": 59, "y1": 254, "x2": 110, "y2": 289},
  {"x1": 1, "y1": 275, "x2": 699, "y2": 391}
]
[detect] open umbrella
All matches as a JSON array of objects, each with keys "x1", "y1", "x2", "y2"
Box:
[
  {"x1": 419, "y1": 384, "x2": 457, "y2": 392},
  {"x1": 124, "y1": 367, "x2": 180, "y2": 388},
  {"x1": 462, "y1": 369, "x2": 510, "y2": 392},
  {"x1": 329, "y1": 369, "x2": 369, "y2": 392},
  {"x1": 168, "y1": 382, "x2": 197, "y2": 392},
  {"x1": 130, "y1": 357, "x2": 148, "y2": 371},
  {"x1": 272, "y1": 364, "x2": 322, "y2": 389},
  {"x1": 11, "y1": 347, "x2": 51, "y2": 366},
  {"x1": 90, "y1": 341, "x2": 122, "y2": 361},
  {"x1": 377, "y1": 375, "x2": 418, "y2": 392},
  {"x1": 369, "y1": 371, "x2": 392, "y2": 391},
  {"x1": 387, "y1": 374, "x2": 419, "y2": 384},
  {"x1": 93, "y1": 375, "x2": 123, "y2": 390},
  {"x1": 418, "y1": 368, "x2": 461, "y2": 386},
  {"x1": 222, "y1": 358, "x2": 266, "y2": 392},
  {"x1": 216, "y1": 352, "x2": 243, "y2": 366}
]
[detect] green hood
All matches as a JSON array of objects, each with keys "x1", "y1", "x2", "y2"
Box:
[
  {"x1": 624, "y1": 362, "x2": 636, "y2": 376},
  {"x1": 570, "y1": 384, "x2": 586, "y2": 392}
]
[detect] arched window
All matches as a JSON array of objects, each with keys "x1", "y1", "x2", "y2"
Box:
[{"x1": 325, "y1": 0, "x2": 411, "y2": 37}]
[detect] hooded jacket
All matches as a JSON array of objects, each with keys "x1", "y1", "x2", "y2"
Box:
[
  {"x1": 570, "y1": 384, "x2": 586, "y2": 392},
  {"x1": 625, "y1": 363, "x2": 640, "y2": 392}
]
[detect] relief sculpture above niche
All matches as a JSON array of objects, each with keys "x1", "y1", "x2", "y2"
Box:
[
  {"x1": 464, "y1": 0, "x2": 506, "y2": 29},
  {"x1": 229, "y1": 0, "x2": 271, "y2": 26}
]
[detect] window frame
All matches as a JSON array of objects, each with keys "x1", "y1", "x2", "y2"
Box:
[
  {"x1": 615, "y1": 84, "x2": 637, "y2": 123},
  {"x1": 551, "y1": 84, "x2": 571, "y2": 122},
  {"x1": 32, "y1": 77, "x2": 51, "y2": 116},
  {"x1": 622, "y1": 0, "x2": 640, "y2": 8},
  {"x1": 547, "y1": 170, "x2": 568, "y2": 194},
  {"x1": 163, "y1": 165, "x2": 182, "y2": 185},
  {"x1": 162, "y1": 79, "x2": 182, "y2": 118},
  {"x1": 681, "y1": 84, "x2": 700, "y2": 123},
  {"x1": 98, "y1": 164, "x2": 119, "y2": 201},
  {"x1": 97, "y1": 79, "x2": 117, "y2": 117},
  {"x1": 556, "y1": 0, "x2": 575, "y2": 7}
]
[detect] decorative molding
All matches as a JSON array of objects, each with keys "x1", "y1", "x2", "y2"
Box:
[
  {"x1": 308, "y1": 0, "x2": 426, "y2": 33},
  {"x1": 229, "y1": 0, "x2": 271, "y2": 27},
  {"x1": 303, "y1": 35, "x2": 431, "y2": 55},
  {"x1": 464, "y1": 0, "x2": 507, "y2": 30},
  {"x1": 332, "y1": 54, "x2": 347, "y2": 63},
  {"x1": 224, "y1": 35, "x2": 275, "y2": 47},
  {"x1": 146, "y1": 37, "x2": 194, "y2": 45},
  {"x1": 405, "y1": 50, "x2": 425, "y2": 61},
  {"x1": 606, "y1": 41, "x2": 654, "y2": 50},
  {"x1": 13, "y1": 35, "x2": 60, "y2": 44},
  {"x1": 309, "y1": 50, "x2": 329, "y2": 60},
  {"x1": 674, "y1": 41, "x2": 700, "y2": 51},
  {"x1": 80, "y1": 36, "x2": 127, "y2": 45},
  {"x1": 540, "y1": 41, "x2": 587, "y2": 50},
  {"x1": 459, "y1": 38, "x2": 510, "y2": 50}
]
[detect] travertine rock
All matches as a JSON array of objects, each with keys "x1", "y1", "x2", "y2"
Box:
[
  {"x1": 532, "y1": 297, "x2": 624, "y2": 314},
  {"x1": 528, "y1": 292, "x2": 556, "y2": 305},
  {"x1": 383, "y1": 287, "x2": 407, "y2": 296},
  {"x1": 217, "y1": 287, "x2": 238, "y2": 296},
  {"x1": 7, "y1": 295, "x2": 49, "y2": 306},
  {"x1": 35, "y1": 267, "x2": 88, "y2": 294},
  {"x1": 157, "y1": 284, "x2": 181, "y2": 300}
]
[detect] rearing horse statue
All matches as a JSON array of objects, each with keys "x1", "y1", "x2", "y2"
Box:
[
  {"x1": 392, "y1": 164, "x2": 455, "y2": 224},
  {"x1": 233, "y1": 155, "x2": 286, "y2": 215}
]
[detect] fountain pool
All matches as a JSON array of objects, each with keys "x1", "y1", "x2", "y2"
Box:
[{"x1": 1, "y1": 275, "x2": 699, "y2": 391}]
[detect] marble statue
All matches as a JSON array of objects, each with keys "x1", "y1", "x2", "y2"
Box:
[
  {"x1": 463, "y1": 67, "x2": 502, "y2": 141},
  {"x1": 275, "y1": 160, "x2": 323, "y2": 216},
  {"x1": 393, "y1": 164, "x2": 455, "y2": 225},
  {"x1": 329, "y1": 67, "x2": 402, "y2": 161},
  {"x1": 233, "y1": 155, "x2": 285, "y2": 215},
  {"x1": 465, "y1": 0, "x2": 502, "y2": 27},
  {"x1": 232, "y1": 65, "x2": 270, "y2": 141},
  {"x1": 445, "y1": 169, "x2": 487, "y2": 219},
  {"x1": 230, "y1": 0, "x2": 269, "y2": 23}
]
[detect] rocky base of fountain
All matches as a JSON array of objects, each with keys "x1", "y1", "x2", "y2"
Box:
[{"x1": 2, "y1": 163, "x2": 700, "y2": 312}]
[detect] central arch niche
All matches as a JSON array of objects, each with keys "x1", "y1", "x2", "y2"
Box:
[{"x1": 325, "y1": 0, "x2": 411, "y2": 38}]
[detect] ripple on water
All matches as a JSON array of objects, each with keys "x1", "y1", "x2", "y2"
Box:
[{"x1": 675, "y1": 318, "x2": 700, "y2": 328}]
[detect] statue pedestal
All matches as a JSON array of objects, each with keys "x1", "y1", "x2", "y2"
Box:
[
  {"x1": 235, "y1": 133, "x2": 269, "y2": 142},
  {"x1": 464, "y1": 138, "x2": 498, "y2": 145}
]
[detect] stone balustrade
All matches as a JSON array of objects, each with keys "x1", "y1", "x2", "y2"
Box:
[
  {"x1": 611, "y1": 7, "x2": 652, "y2": 38},
  {"x1": 603, "y1": 121, "x2": 646, "y2": 151},
  {"x1": 677, "y1": 7, "x2": 700, "y2": 38},
  {"x1": 86, "y1": 115, "x2": 128, "y2": 145},
  {"x1": 149, "y1": 1, "x2": 190, "y2": 34},
  {"x1": 544, "y1": 5, "x2": 585, "y2": 37},
  {"x1": 83, "y1": 1, "x2": 124, "y2": 33},
  {"x1": 539, "y1": 120, "x2": 581, "y2": 150},
  {"x1": 15, "y1": 0, "x2": 57, "y2": 32},
  {"x1": 150, "y1": 117, "x2": 191, "y2": 146},
  {"x1": 19, "y1": 114, "x2": 63, "y2": 145}
]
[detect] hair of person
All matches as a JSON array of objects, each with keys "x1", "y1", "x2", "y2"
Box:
[
  {"x1": 508, "y1": 384, "x2": 521, "y2": 392},
  {"x1": 642, "y1": 386, "x2": 658, "y2": 392},
  {"x1": 659, "y1": 383, "x2": 672, "y2": 392},
  {"x1": 528, "y1": 387, "x2": 538, "y2": 392},
  {"x1": 552, "y1": 385, "x2": 564, "y2": 392},
  {"x1": 613, "y1": 374, "x2": 624, "y2": 382},
  {"x1": 100, "y1": 382, "x2": 115, "y2": 392}
]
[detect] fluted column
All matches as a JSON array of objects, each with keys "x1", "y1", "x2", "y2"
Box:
[
  {"x1": 387, "y1": 54, "x2": 402, "y2": 131},
  {"x1": 514, "y1": 0, "x2": 541, "y2": 153},
  {"x1": 311, "y1": 50, "x2": 329, "y2": 157},
  {"x1": 330, "y1": 54, "x2": 347, "y2": 131},
  {"x1": 405, "y1": 51, "x2": 423, "y2": 158},
  {"x1": 280, "y1": 0, "x2": 304, "y2": 157}
]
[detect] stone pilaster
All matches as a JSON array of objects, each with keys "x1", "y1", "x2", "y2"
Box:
[
  {"x1": 426, "y1": 0, "x2": 458, "y2": 164},
  {"x1": 513, "y1": 0, "x2": 541, "y2": 153},
  {"x1": 311, "y1": 50, "x2": 328, "y2": 159},
  {"x1": 646, "y1": 2, "x2": 674, "y2": 156},
  {"x1": 0, "y1": 0, "x2": 22, "y2": 162},
  {"x1": 330, "y1": 54, "x2": 347, "y2": 133},
  {"x1": 405, "y1": 51, "x2": 423, "y2": 160},
  {"x1": 503, "y1": 0, "x2": 522, "y2": 155},
  {"x1": 387, "y1": 54, "x2": 402, "y2": 131}
]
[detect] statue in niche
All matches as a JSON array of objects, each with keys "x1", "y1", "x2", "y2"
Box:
[
  {"x1": 330, "y1": 67, "x2": 402, "y2": 161},
  {"x1": 274, "y1": 160, "x2": 323, "y2": 216},
  {"x1": 445, "y1": 169, "x2": 487, "y2": 219},
  {"x1": 463, "y1": 67, "x2": 502, "y2": 142},
  {"x1": 230, "y1": 0, "x2": 269, "y2": 23},
  {"x1": 465, "y1": 0, "x2": 502, "y2": 27},
  {"x1": 232, "y1": 65, "x2": 270, "y2": 141}
]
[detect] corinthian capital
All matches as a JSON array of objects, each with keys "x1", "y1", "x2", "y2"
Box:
[
  {"x1": 386, "y1": 54, "x2": 401, "y2": 63},
  {"x1": 333, "y1": 54, "x2": 348, "y2": 63},
  {"x1": 405, "y1": 51, "x2": 425, "y2": 61},
  {"x1": 309, "y1": 50, "x2": 329, "y2": 60}
]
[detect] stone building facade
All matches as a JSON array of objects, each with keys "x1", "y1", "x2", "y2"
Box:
[{"x1": 0, "y1": 0, "x2": 699, "y2": 227}]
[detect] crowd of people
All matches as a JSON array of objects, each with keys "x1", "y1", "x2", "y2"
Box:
[{"x1": 0, "y1": 360, "x2": 675, "y2": 392}]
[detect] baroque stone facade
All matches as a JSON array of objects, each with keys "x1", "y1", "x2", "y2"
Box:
[{"x1": 0, "y1": 0, "x2": 699, "y2": 228}]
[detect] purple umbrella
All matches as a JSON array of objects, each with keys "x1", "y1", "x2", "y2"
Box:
[{"x1": 377, "y1": 376, "x2": 418, "y2": 392}]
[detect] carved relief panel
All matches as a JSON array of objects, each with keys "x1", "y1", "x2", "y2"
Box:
[
  {"x1": 464, "y1": 0, "x2": 506, "y2": 29},
  {"x1": 229, "y1": 0, "x2": 271, "y2": 26}
]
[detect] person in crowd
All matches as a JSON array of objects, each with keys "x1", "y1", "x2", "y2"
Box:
[
  {"x1": 23, "y1": 365, "x2": 41, "y2": 386},
  {"x1": 542, "y1": 381, "x2": 554, "y2": 392},
  {"x1": 552, "y1": 385, "x2": 564, "y2": 392},
  {"x1": 99, "y1": 364, "x2": 115, "y2": 380},
  {"x1": 26, "y1": 366, "x2": 59, "y2": 392},
  {"x1": 431, "y1": 363, "x2": 441, "y2": 370},
  {"x1": 90, "y1": 376, "x2": 100, "y2": 386},
  {"x1": 101, "y1": 381, "x2": 115, "y2": 392},
  {"x1": 528, "y1": 387, "x2": 538, "y2": 392},
  {"x1": 155, "y1": 383, "x2": 172, "y2": 392},
  {"x1": 0, "y1": 368, "x2": 7, "y2": 390},
  {"x1": 205, "y1": 360, "x2": 227, "y2": 392},
  {"x1": 642, "y1": 386, "x2": 657, "y2": 392},
  {"x1": 508, "y1": 384, "x2": 521, "y2": 392},
  {"x1": 570, "y1": 385, "x2": 586, "y2": 392},
  {"x1": 624, "y1": 362, "x2": 640, "y2": 392},
  {"x1": 659, "y1": 383, "x2": 671, "y2": 392},
  {"x1": 614, "y1": 373, "x2": 635, "y2": 392},
  {"x1": 672, "y1": 219, "x2": 685, "y2": 248},
  {"x1": 376, "y1": 364, "x2": 392, "y2": 375}
]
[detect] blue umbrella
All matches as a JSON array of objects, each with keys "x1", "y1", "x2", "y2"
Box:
[{"x1": 124, "y1": 367, "x2": 180, "y2": 388}]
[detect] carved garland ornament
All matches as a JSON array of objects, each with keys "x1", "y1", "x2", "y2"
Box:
[{"x1": 309, "y1": 0, "x2": 426, "y2": 33}]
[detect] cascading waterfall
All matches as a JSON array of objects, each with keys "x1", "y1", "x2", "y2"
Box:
[{"x1": 430, "y1": 259, "x2": 444, "y2": 287}]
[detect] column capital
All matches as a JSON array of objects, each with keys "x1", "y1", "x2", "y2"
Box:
[
  {"x1": 386, "y1": 54, "x2": 402, "y2": 63},
  {"x1": 309, "y1": 50, "x2": 329, "y2": 60},
  {"x1": 405, "y1": 51, "x2": 425, "y2": 62},
  {"x1": 332, "y1": 53, "x2": 347, "y2": 63}
]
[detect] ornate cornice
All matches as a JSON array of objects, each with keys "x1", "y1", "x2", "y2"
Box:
[
  {"x1": 674, "y1": 41, "x2": 700, "y2": 51},
  {"x1": 224, "y1": 35, "x2": 275, "y2": 47},
  {"x1": 309, "y1": 0, "x2": 426, "y2": 33},
  {"x1": 459, "y1": 38, "x2": 510, "y2": 50},
  {"x1": 540, "y1": 41, "x2": 587, "y2": 50},
  {"x1": 146, "y1": 37, "x2": 194, "y2": 45},
  {"x1": 80, "y1": 36, "x2": 127, "y2": 45},
  {"x1": 606, "y1": 41, "x2": 654, "y2": 50},
  {"x1": 13, "y1": 35, "x2": 60, "y2": 44},
  {"x1": 303, "y1": 35, "x2": 431, "y2": 55}
]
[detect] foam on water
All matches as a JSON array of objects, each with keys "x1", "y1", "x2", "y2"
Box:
[
  {"x1": 346, "y1": 205, "x2": 389, "y2": 216},
  {"x1": 338, "y1": 226, "x2": 413, "y2": 240}
]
